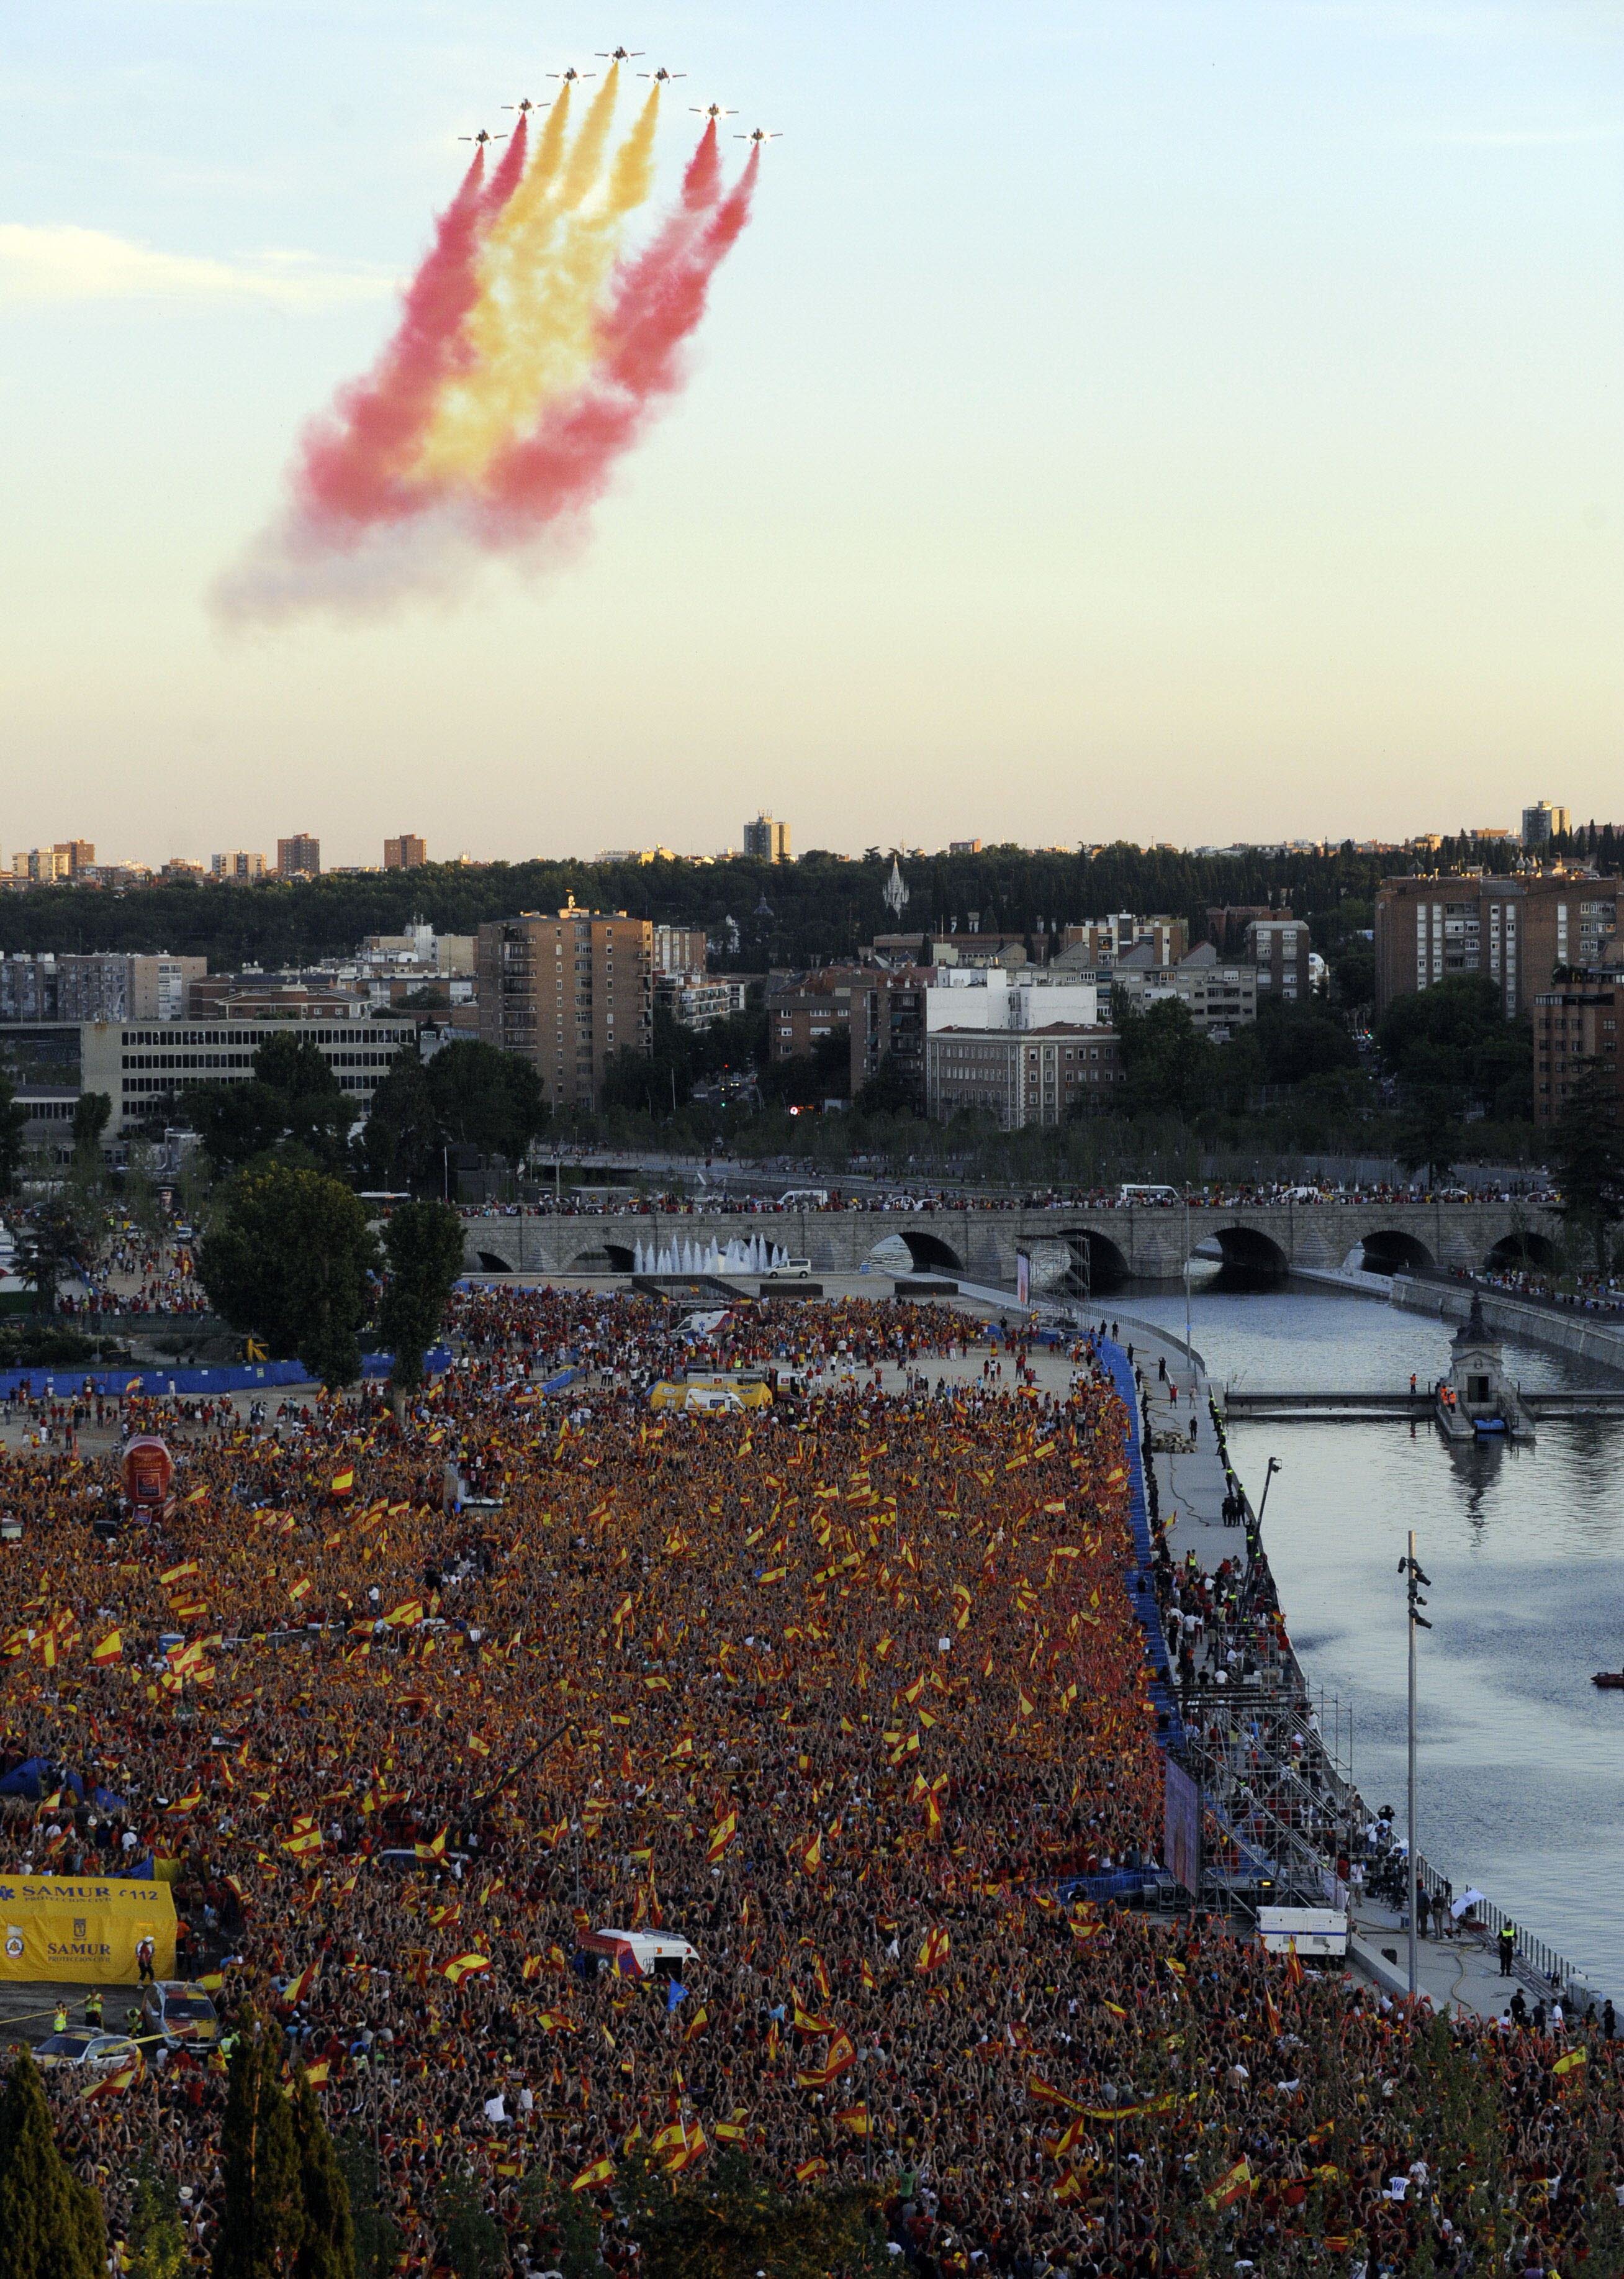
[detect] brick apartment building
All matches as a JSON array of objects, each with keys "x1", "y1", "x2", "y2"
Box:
[
  {"x1": 1373, "y1": 872, "x2": 1622, "y2": 1018},
  {"x1": 1245, "y1": 917, "x2": 1312, "y2": 1004},
  {"x1": 766, "y1": 969, "x2": 865, "y2": 1064},
  {"x1": 1533, "y1": 974, "x2": 1624, "y2": 1128},
  {"x1": 926, "y1": 1025, "x2": 1122, "y2": 1128},
  {"x1": 477, "y1": 907, "x2": 653, "y2": 1113}
]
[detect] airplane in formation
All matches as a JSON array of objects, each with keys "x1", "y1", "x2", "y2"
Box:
[
  {"x1": 639, "y1": 65, "x2": 686, "y2": 83},
  {"x1": 597, "y1": 47, "x2": 644, "y2": 62},
  {"x1": 549, "y1": 65, "x2": 595, "y2": 82},
  {"x1": 691, "y1": 101, "x2": 737, "y2": 120},
  {"x1": 458, "y1": 127, "x2": 508, "y2": 145},
  {"x1": 503, "y1": 97, "x2": 548, "y2": 117},
  {"x1": 736, "y1": 127, "x2": 781, "y2": 144}
]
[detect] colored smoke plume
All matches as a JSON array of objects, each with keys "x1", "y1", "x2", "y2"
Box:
[{"x1": 217, "y1": 107, "x2": 759, "y2": 620}]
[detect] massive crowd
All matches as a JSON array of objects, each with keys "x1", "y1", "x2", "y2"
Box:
[
  {"x1": 472, "y1": 1177, "x2": 1554, "y2": 1219},
  {"x1": 0, "y1": 1290, "x2": 1619, "y2": 2278}
]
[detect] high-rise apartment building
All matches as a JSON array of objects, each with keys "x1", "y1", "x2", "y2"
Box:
[
  {"x1": 384, "y1": 835, "x2": 428, "y2": 871},
  {"x1": 1522, "y1": 801, "x2": 1571, "y2": 851},
  {"x1": 742, "y1": 813, "x2": 791, "y2": 863},
  {"x1": 0, "y1": 953, "x2": 205, "y2": 1024},
  {"x1": 212, "y1": 850, "x2": 266, "y2": 881},
  {"x1": 1373, "y1": 872, "x2": 1620, "y2": 1018},
  {"x1": 1244, "y1": 917, "x2": 1312, "y2": 1004},
  {"x1": 54, "y1": 841, "x2": 95, "y2": 876},
  {"x1": 276, "y1": 834, "x2": 322, "y2": 879},
  {"x1": 926, "y1": 1025, "x2": 1122, "y2": 1127},
  {"x1": 1533, "y1": 973, "x2": 1623, "y2": 1127},
  {"x1": 651, "y1": 924, "x2": 708, "y2": 977},
  {"x1": 477, "y1": 907, "x2": 654, "y2": 1113}
]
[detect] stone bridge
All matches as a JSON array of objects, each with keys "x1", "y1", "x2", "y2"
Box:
[{"x1": 462, "y1": 1202, "x2": 1564, "y2": 1292}]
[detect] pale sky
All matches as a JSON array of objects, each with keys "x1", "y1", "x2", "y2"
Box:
[{"x1": 2, "y1": 0, "x2": 1621, "y2": 868}]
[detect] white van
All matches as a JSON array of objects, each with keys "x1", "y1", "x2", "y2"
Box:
[
  {"x1": 1118, "y1": 1184, "x2": 1180, "y2": 1206},
  {"x1": 1257, "y1": 1905, "x2": 1347, "y2": 1959},
  {"x1": 778, "y1": 1189, "x2": 830, "y2": 1208},
  {"x1": 764, "y1": 1258, "x2": 813, "y2": 1280}
]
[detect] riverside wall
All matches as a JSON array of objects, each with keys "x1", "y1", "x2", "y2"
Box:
[{"x1": 1390, "y1": 1275, "x2": 1624, "y2": 1372}]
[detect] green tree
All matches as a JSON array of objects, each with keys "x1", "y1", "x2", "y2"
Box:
[
  {"x1": 334, "y1": 2134, "x2": 397, "y2": 2279},
  {"x1": 1253, "y1": 1002, "x2": 1356, "y2": 1087},
  {"x1": 212, "y1": 2016, "x2": 305, "y2": 2279},
  {"x1": 1550, "y1": 1059, "x2": 1624, "y2": 1276},
  {"x1": 376, "y1": 1200, "x2": 465, "y2": 1398},
  {"x1": 358, "y1": 1052, "x2": 444, "y2": 1195},
  {"x1": 289, "y1": 2067, "x2": 355, "y2": 2279},
  {"x1": 14, "y1": 1197, "x2": 99, "y2": 1314},
  {"x1": 180, "y1": 1080, "x2": 292, "y2": 1174},
  {"x1": 70, "y1": 1090, "x2": 111, "y2": 1166},
  {"x1": 614, "y1": 2150, "x2": 884, "y2": 2279},
  {"x1": 432, "y1": 2170, "x2": 505, "y2": 2279},
  {"x1": 199, "y1": 1164, "x2": 380, "y2": 1389},
  {"x1": 127, "y1": 2157, "x2": 187, "y2": 2279},
  {"x1": 0, "y1": 2050, "x2": 106, "y2": 2279},
  {"x1": 1115, "y1": 999, "x2": 1214, "y2": 1120},
  {"x1": 0, "y1": 1058, "x2": 27, "y2": 1196},
  {"x1": 1378, "y1": 976, "x2": 1529, "y2": 1117},
  {"x1": 1394, "y1": 1086, "x2": 1465, "y2": 1189},
  {"x1": 855, "y1": 1056, "x2": 924, "y2": 1117},
  {"x1": 423, "y1": 1042, "x2": 548, "y2": 1165}
]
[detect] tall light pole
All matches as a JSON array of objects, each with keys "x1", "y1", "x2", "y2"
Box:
[{"x1": 1399, "y1": 1533, "x2": 1432, "y2": 1998}]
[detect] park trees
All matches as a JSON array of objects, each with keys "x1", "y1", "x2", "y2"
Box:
[
  {"x1": 376, "y1": 1199, "x2": 465, "y2": 1400},
  {"x1": 199, "y1": 1164, "x2": 379, "y2": 1387},
  {"x1": 0, "y1": 2050, "x2": 106, "y2": 2279},
  {"x1": 1550, "y1": 1059, "x2": 1624, "y2": 1276},
  {"x1": 362, "y1": 1043, "x2": 548, "y2": 1194}
]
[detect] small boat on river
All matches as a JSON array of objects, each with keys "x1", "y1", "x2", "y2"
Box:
[{"x1": 1593, "y1": 1670, "x2": 1624, "y2": 1690}]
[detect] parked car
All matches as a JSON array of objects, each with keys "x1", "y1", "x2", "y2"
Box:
[
  {"x1": 138, "y1": 1980, "x2": 220, "y2": 2046},
  {"x1": 33, "y1": 2029, "x2": 142, "y2": 2072}
]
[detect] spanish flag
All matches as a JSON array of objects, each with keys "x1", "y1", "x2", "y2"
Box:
[
  {"x1": 705, "y1": 1809, "x2": 738, "y2": 1865},
  {"x1": 794, "y1": 2158, "x2": 829, "y2": 2185},
  {"x1": 797, "y1": 1829, "x2": 823, "y2": 1875},
  {"x1": 282, "y1": 1964, "x2": 317, "y2": 2006},
  {"x1": 916, "y1": 1926, "x2": 950, "y2": 1975},
  {"x1": 1554, "y1": 2047, "x2": 1588, "y2": 2080},
  {"x1": 1206, "y1": 2157, "x2": 1253, "y2": 2209},
  {"x1": 302, "y1": 2059, "x2": 331, "y2": 2088},
  {"x1": 570, "y1": 2157, "x2": 614, "y2": 2195},
  {"x1": 384, "y1": 1601, "x2": 424, "y2": 1629},
  {"x1": 440, "y1": 1952, "x2": 492, "y2": 1986},
  {"x1": 1027, "y1": 2075, "x2": 1083, "y2": 2113},
  {"x1": 83, "y1": 2057, "x2": 142, "y2": 2101},
  {"x1": 414, "y1": 1828, "x2": 448, "y2": 1864},
  {"x1": 160, "y1": 1561, "x2": 201, "y2": 1587},
  {"x1": 330, "y1": 1469, "x2": 355, "y2": 1498},
  {"x1": 91, "y1": 1631, "x2": 122, "y2": 1665},
  {"x1": 834, "y1": 2104, "x2": 871, "y2": 2137}
]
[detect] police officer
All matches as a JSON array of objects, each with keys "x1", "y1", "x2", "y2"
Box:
[
  {"x1": 83, "y1": 1988, "x2": 104, "y2": 2030},
  {"x1": 52, "y1": 2001, "x2": 68, "y2": 2034},
  {"x1": 1499, "y1": 1922, "x2": 1517, "y2": 1977}
]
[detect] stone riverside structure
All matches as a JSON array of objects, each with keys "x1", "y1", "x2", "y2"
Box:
[{"x1": 463, "y1": 1200, "x2": 1562, "y2": 1289}]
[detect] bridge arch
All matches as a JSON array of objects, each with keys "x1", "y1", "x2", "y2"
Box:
[
  {"x1": 475, "y1": 1249, "x2": 516, "y2": 1274},
  {"x1": 1358, "y1": 1228, "x2": 1436, "y2": 1275},
  {"x1": 1484, "y1": 1230, "x2": 1562, "y2": 1274},
  {"x1": 1056, "y1": 1230, "x2": 1132, "y2": 1295},
  {"x1": 567, "y1": 1242, "x2": 636, "y2": 1275},
  {"x1": 1212, "y1": 1225, "x2": 1290, "y2": 1282},
  {"x1": 865, "y1": 1230, "x2": 964, "y2": 1275}
]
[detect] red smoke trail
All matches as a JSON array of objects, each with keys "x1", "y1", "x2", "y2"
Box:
[
  {"x1": 480, "y1": 112, "x2": 529, "y2": 217},
  {"x1": 480, "y1": 140, "x2": 757, "y2": 537},
  {"x1": 295, "y1": 147, "x2": 497, "y2": 527}
]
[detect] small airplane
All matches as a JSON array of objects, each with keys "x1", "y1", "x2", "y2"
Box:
[
  {"x1": 736, "y1": 127, "x2": 781, "y2": 143},
  {"x1": 459, "y1": 127, "x2": 508, "y2": 144},
  {"x1": 639, "y1": 65, "x2": 686, "y2": 82},
  {"x1": 503, "y1": 97, "x2": 549, "y2": 116},
  {"x1": 549, "y1": 65, "x2": 595, "y2": 82},
  {"x1": 597, "y1": 47, "x2": 644, "y2": 62},
  {"x1": 691, "y1": 101, "x2": 737, "y2": 120}
]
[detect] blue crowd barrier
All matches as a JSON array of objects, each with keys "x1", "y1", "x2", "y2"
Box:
[{"x1": 0, "y1": 1345, "x2": 454, "y2": 1402}]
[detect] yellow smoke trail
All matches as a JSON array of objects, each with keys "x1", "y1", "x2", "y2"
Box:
[{"x1": 415, "y1": 77, "x2": 662, "y2": 487}]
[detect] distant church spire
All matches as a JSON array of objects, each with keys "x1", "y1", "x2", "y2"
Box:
[{"x1": 883, "y1": 858, "x2": 910, "y2": 919}]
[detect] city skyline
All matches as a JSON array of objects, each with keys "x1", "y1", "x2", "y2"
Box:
[{"x1": 3, "y1": 1, "x2": 1620, "y2": 862}]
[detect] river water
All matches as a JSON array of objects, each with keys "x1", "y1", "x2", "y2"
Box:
[{"x1": 1112, "y1": 1281, "x2": 1624, "y2": 2000}]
